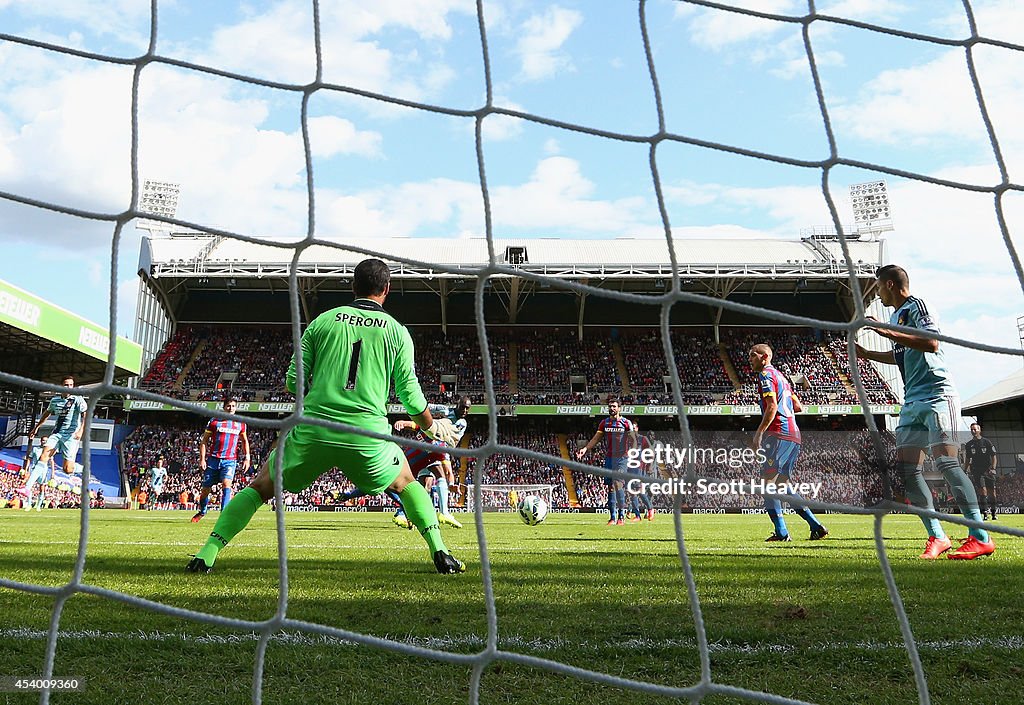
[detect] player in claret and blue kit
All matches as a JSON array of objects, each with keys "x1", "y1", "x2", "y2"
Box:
[
  {"x1": 192, "y1": 396, "x2": 250, "y2": 522},
  {"x1": 577, "y1": 396, "x2": 636, "y2": 525},
  {"x1": 749, "y1": 344, "x2": 827, "y2": 543}
]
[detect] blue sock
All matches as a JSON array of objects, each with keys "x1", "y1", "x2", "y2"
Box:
[
  {"x1": 934, "y1": 456, "x2": 989, "y2": 543},
  {"x1": 221, "y1": 487, "x2": 233, "y2": 508},
  {"x1": 200, "y1": 493, "x2": 210, "y2": 514},
  {"x1": 765, "y1": 496, "x2": 787, "y2": 536},
  {"x1": 630, "y1": 494, "x2": 641, "y2": 518},
  {"x1": 898, "y1": 461, "x2": 945, "y2": 538},
  {"x1": 616, "y1": 487, "x2": 627, "y2": 520},
  {"x1": 787, "y1": 492, "x2": 822, "y2": 530},
  {"x1": 436, "y1": 477, "x2": 450, "y2": 516},
  {"x1": 607, "y1": 486, "x2": 617, "y2": 520},
  {"x1": 384, "y1": 489, "x2": 403, "y2": 507},
  {"x1": 640, "y1": 493, "x2": 654, "y2": 511}
]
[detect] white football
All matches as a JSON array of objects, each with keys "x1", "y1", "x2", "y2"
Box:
[{"x1": 517, "y1": 495, "x2": 548, "y2": 526}]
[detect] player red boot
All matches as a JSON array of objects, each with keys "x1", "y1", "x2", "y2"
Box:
[
  {"x1": 947, "y1": 536, "x2": 996, "y2": 560},
  {"x1": 919, "y1": 535, "x2": 952, "y2": 559}
]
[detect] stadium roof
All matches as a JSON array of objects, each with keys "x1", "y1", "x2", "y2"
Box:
[
  {"x1": 139, "y1": 233, "x2": 886, "y2": 304},
  {"x1": 962, "y1": 366, "x2": 1024, "y2": 413},
  {"x1": 141, "y1": 233, "x2": 884, "y2": 278},
  {"x1": 0, "y1": 278, "x2": 142, "y2": 385}
]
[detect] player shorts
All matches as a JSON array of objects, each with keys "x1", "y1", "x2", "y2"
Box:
[
  {"x1": 895, "y1": 395, "x2": 960, "y2": 449},
  {"x1": 761, "y1": 436, "x2": 801, "y2": 480},
  {"x1": 268, "y1": 422, "x2": 406, "y2": 495},
  {"x1": 203, "y1": 457, "x2": 238, "y2": 487},
  {"x1": 44, "y1": 434, "x2": 79, "y2": 463},
  {"x1": 407, "y1": 445, "x2": 448, "y2": 476},
  {"x1": 27, "y1": 466, "x2": 48, "y2": 485},
  {"x1": 603, "y1": 457, "x2": 628, "y2": 486}
]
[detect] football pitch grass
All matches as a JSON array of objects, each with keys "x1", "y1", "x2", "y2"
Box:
[{"x1": 0, "y1": 510, "x2": 1021, "y2": 705}]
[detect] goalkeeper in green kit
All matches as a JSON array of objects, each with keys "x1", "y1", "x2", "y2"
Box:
[{"x1": 187, "y1": 258, "x2": 466, "y2": 575}]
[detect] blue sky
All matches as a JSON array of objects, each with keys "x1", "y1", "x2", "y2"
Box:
[{"x1": 0, "y1": 0, "x2": 1022, "y2": 400}]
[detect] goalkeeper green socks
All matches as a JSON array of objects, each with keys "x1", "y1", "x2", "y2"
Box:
[
  {"x1": 400, "y1": 481, "x2": 449, "y2": 555},
  {"x1": 195, "y1": 486, "x2": 264, "y2": 566}
]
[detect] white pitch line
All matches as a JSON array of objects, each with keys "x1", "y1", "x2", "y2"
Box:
[
  {"x1": 0, "y1": 628, "x2": 1021, "y2": 655},
  {"x1": 0, "y1": 538, "x2": 858, "y2": 553}
]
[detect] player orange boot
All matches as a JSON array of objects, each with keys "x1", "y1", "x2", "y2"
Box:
[
  {"x1": 919, "y1": 535, "x2": 952, "y2": 559},
  {"x1": 947, "y1": 536, "x2": 996, "y2": 560}
]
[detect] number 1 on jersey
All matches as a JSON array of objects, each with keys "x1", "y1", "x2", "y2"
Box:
[{"x1": 345, "y1": 340, "x2": 363, "y2": 390}]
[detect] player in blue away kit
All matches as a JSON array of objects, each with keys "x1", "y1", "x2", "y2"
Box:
[
  {"x1": 27, "y1": 375, "x2": 87, "y2": 495},
  {"x1": 749, "y1": 345, "x2": 828, "y2": 542},
  {"x1": 578, "y1": 396, "x2": 636, "y2": 525},
  {"x1": 21, "y1": 436, "x2": 56, "y2": 511},
  {"x1": 149, "y1": 457, "x2": 168, "y2": 510},
  {"x1": 856, "y1": 265, "x2": 993, "y2": 559}
]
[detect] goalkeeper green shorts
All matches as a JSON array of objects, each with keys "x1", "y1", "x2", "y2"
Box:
[{"x1": 267, "y1": 423, "x2": 406, "y2": 495}]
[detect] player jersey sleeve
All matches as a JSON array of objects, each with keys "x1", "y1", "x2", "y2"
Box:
[
  {"x1": 392, "y1": 324, "x2": 428, "y2": 416},
  {"x1": 286, "y1": 319, "x2": 318, "y2": 395},
  {"x1": 758, "y1": 371, "x2": 777, "y2": 398},
  {"x1": 908, "y1": 299, "x2": 939, "y2": 333}
]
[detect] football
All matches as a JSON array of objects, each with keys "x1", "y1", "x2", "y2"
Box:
[{"x1": 517, "y1": 495, "x2": 548, "y2": 526}]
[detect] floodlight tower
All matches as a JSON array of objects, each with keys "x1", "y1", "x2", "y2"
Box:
[
  {"x1": 137, "y1": 179, "x2": 180, "y2": 232},
  {"x1": 1017, "y1": 315, "x2": 1024, "y2": 364},
  {"x1": 849, "y1": 180, "x2": 894, "y2": 240}
]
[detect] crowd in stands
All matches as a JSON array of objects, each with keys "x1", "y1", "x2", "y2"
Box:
[
  {"x1": 517, "y1": 329, "x2": 620, "y2": 393},
  {"x1": 134, "y1": 324, "x2": 898, "y2": 408},
  {"x1": 410, "y1": 329, "x2": 510, "y2": 396},
  {"x1": 0, "y1": 466, "x2": 97, "y2": 509}
]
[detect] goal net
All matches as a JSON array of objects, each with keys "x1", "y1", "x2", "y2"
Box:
[
  {"x1": 1, "y1": 2, "x2": 1023, "y2": 705},
  {"x1": 465, "y1": 484, "x2": 555, "y2": 513}
]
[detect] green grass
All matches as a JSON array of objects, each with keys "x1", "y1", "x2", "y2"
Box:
[{"x1": 0, "y1": 510, "x2": 1022, "y2": 705}]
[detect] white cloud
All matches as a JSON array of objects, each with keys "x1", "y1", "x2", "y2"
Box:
[
  {"x1": 679, "y1": 0, "x2": 798, "y2": 50},
  {"x1": 830, "y1": 46, "x2": 1024, "y2": 165},
  {"x1": 815, "y1": 0, "x2": 910, "y2": 23},
  {"x1": 307, "y1": 116, "x2": 382, "y2": 158},
  {"x1": 514, "y1": 6, "x2": 583, "y2": 81},
  {"x1": 0, "y1": 0, "x2": 150, "y2": 49}
]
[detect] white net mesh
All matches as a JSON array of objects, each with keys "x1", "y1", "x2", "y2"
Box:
[{"x1": 2, "y1": 1, "x2": 1024, "y2": 704}]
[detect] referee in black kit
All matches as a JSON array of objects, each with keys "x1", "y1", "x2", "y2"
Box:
[{"x1": 963, "y1": 423, "x2": 998, "y2": 520}]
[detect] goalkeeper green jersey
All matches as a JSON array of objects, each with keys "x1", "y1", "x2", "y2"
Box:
[{"x1": 286, "y1": 299, "x2": 427, "y2": 437}]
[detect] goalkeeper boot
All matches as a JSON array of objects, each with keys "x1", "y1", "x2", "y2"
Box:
[
  {"x1": 393, "y1": 512, "x2": 412, "y2": 530},
  {"x1": 765, "y1": 532, "x2": 791, "y2": 542},
  {"x1": 432, "y1": 551, "x2": 466, "y2": 574},
  {"x1": 190, "y1": 512, "x2": 205, "y2": 523},
  {"x1": 947, "y1": 536, "x2": 995, "y2": 560},
  {"x1": 919, "y1": 535, "x2": 952, "y2": 560},
  {"x1": 439, "y1": 513, "x2": 463, "y2": 529},
  {"x1": 186, "y1": 556, "x2": 213, "y2": 574},
  {"x1": 809, "y1": 526, "x2": 829, "y2": 541}
]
